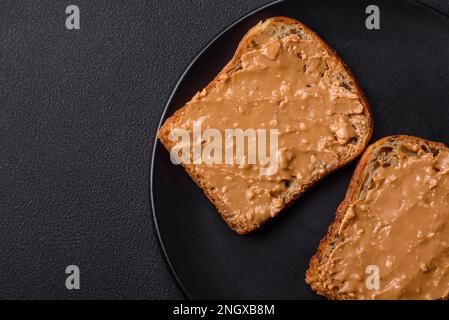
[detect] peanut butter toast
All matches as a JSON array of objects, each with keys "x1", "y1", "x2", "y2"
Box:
[
  {"x1": 306, "y1": 135, "x2": 449, "y2": 300},
  {"x1": 158, "y1": 17, "x2": 373, "y2": 234}
]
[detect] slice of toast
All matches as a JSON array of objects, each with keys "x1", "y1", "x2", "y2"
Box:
[
  {"x1": 306, "y1": 135, "x2": 449, "y2": 300},
  {"x1": 158, "y1": 17, "x2": 373, "y2": 234}
]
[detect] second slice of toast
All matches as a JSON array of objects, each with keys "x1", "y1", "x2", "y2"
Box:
[
  {"x1": 306, "y1": 135, "x2": 449, "y2": 300},
  {"x1": 158, "y1": 17, "x2": 373, "y2": 234}
]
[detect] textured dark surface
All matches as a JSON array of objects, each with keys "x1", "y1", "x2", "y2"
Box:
[{"x1": 0, "y1": 0, "x2": 448, "y2": 299}]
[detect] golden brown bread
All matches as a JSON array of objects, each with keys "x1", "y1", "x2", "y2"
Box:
[
  {"x1": 306, "y1": 135, "x2": 449, "y2": 300},
  {"x1": 158, "y1": 17, "x2": 373, "y2": 234}
]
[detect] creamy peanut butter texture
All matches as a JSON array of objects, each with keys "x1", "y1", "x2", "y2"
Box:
[
  {"x1": 320, "y1": 148, "x2": 449, "y2": 299},
  {"x1": 168, "y1": 31, "x2": 368, "y2": 230}
]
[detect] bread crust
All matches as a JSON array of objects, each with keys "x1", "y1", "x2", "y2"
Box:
[
  {"x1": 305, "y1": 135, "x2": 449, "y2": 299},
  {"x1": 158, "y1": 17, "x2": 374, "y2": 234}
]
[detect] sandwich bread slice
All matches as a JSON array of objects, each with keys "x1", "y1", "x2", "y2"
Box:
[
  {"x1": 158, "y1": 17, "x2": 373, "y2": 234},
  {"x1": 306, "y1": 135, "x2": 449, "y2": 300}
]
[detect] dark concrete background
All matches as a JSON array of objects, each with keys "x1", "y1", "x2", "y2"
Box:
[{"x1": 0, "y1": 0, "x2": 447, "y2": 299}]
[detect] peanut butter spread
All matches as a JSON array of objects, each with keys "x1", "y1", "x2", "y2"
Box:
[
  {"x1": 321, "y1": 148, "x2": 449, "y2": 299},
  {"x1": 169, "y1": 31, "x2": 369, "y2": 230}
]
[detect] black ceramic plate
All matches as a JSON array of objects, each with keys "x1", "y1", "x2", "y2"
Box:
[{"x1": 151, "y1": 0, "x2": 449, "y2": 299}]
